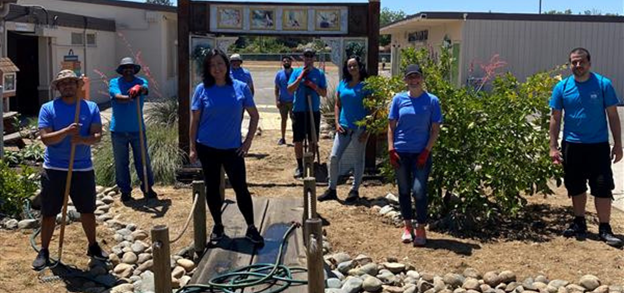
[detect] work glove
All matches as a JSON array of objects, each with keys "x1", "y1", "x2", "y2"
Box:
[
  {"x1": 389, "y1": 149, "x2": 400, "y2": 169},
  {"x1": 128, "y1": 84, "x2": 142, "y2": 99},
  {"x1": 416, "y1": 149, "x2": 430, "y2": 169},
  {"x1": 303, "y1": 80, "x2": 319, "y2": 92}
]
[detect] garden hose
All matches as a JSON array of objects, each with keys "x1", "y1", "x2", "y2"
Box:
[{"x1": 176, "y1": 222, "x2": 308, "y2": 293}]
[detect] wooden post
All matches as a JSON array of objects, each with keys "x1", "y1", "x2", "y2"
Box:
[
  {"x1": 303, "y1": 152, "x2": 314, "y2": 178},
  {"x1": 302, "y1": 177, "x2": 315, "y2": 247},
  {"x1": 192, "y1": 181, "x2": 206, "y2": 255},
  {"x1": 177, "y1": 0, "x2": 191, "y2": 156},
  {"x1": 305, "y1": 218, "x2": 325, "y2": 293},
  {"x1": 151, "y1": 225, "x2": 172, "y2": 293},
  {"x1": 365, "y1": 0, "x2": 381, "y2": 172}
]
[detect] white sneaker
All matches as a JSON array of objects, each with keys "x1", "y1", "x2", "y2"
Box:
[{"x1": 401, "y1": 227, "x2": 413, "y2": 243}]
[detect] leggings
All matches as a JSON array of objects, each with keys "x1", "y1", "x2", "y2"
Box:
[{"x1": 197, "y1": 143, "x2": 255, "y2": 226}]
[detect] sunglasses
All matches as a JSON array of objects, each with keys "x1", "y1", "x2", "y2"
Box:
[{"x1": 303, "y1": 54, "x2": 315, "y2": 58}]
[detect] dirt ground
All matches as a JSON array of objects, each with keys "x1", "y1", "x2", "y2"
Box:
[{"x1": 1, "y1": 129, "x2": 623, "y2": 292}]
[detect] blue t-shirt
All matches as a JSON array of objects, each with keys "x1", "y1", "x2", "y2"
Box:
[
  {"x1": 274, "y1": 69, "x2": 294, "y2": 103},
  {"x1": 231, "y1": 68, "x2": 254, "y2": 89},
  {"x1": 109, "y1": 76, "x2": 148, "y2": 133},
  {"x1": 337, "y1": 80, "x2": 370, "y2": 129},
  {"x1": 191, "y1": 80, "x2": 255, "y2": 149},
  {"x1": 388, "y1": 92, "x2": 443, "y2": 153},
  {"x1": 550, "y1": 73, "x2": 620, "y2": 144},
  {"x1": 38, "y1": 99, "x2": 102, "y2": 171},
  {"x1": 288, "y1": 67, "x2": 327, "y2": 112}
]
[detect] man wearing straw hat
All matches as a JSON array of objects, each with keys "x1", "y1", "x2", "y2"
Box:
[
  {"x1": 33, "y1": 70, "x2": 108, "y2": 270},
  {"x1": 109, "y1": 57, "x2": 157, "y2": 202}
]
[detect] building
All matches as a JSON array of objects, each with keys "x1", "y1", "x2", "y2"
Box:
[
  {"x1": 381, "y1": 12, "x2": 624, "y2": 99},
  {"x1": 1, "y1": 0, "x2": 177, "y2": 115}
]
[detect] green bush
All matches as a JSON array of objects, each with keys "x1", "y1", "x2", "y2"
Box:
[
  {"x1": 4, "y1": 144, "x2": 45, "y2": 167},
  {"x1": 362, "y1": 47, "x2": 564, "y2": 230},
  {"x1": 0, "y1": 161, "x2": 38, "y2": 218}
]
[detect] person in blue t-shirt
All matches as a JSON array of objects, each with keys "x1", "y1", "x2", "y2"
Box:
[
  {"x1": 388, "y1": 64, "x2": 443, "y2": 247},
  {"x1": 549, "y1": 47, "x2": 623, "y2": 248},
  {"x1": 108, "y1": 57, "x2": 157, "y2": 202},
  {"x1": 32, "y1": 70, "x2": 108, "y2": 270},
  {"x1": 318, "y1": 56, "x2": 370, "y2": 203},
  {"x1": 189, "y1": 49, "x2": 264, "y2": 246},
  {"x1": 230, "y1": 53, "x2": 255, "y2": 96},
  {"x1": 287, "y1": 48, "x2": 328, "y2": 178},
  {"x1": 274, "y1": 56, "x2": 295, "y2": 145}
]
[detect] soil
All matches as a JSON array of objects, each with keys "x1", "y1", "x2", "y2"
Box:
[{"x1": 1, "y1": 129, "x2": 623, "y2": 293}]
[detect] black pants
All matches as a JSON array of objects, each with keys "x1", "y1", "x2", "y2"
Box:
[{"x1": 197, "y1": 143, "x2": 255, "y2": 226}]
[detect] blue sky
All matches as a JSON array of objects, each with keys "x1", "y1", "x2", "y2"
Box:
[{"x1": 133, "y1": 0, "x2": 624, "y2": 15}]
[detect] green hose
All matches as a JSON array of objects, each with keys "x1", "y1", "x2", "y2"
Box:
[{"x1": 176, "y1": 223, "x2": 308, "y2": 293}]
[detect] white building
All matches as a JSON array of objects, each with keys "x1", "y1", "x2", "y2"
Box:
[
  {"x1": 381, "y1": 12, "x2": 624, "y2": 99},
  {"x1": 1, "y1": 0, "x2": 177, "y2": 115}
]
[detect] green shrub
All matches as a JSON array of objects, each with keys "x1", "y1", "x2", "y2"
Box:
[
  {"x1": 362, "y1": 47, "x2": 564, "y2": 230},
  {"x1": 145, "y1": 97, "x2": 179, "y2": 128},
  {"x1": 0, "y1": 161, "x2": 38, "y2": 218},
  {"x1": 4, "y1": 144, "x2": 45, "y2": 167}
]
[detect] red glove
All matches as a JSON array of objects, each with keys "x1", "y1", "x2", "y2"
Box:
[
  {"x1": 417, "y1": 149, "x2": 430, "y2": 168},
  {"x1": 128, "y1": 84, "x2": 142, "y2": 98},
  {"x1": 389, "y1": 149, "x2": 400, "y2": 169},
  {"x1": 303, "y1": 80, "x2": 319, "y2": 92}
]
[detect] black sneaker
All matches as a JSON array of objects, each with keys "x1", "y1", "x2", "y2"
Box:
[
  {"x1": 318, "y1": 188, "x2": 338, "y2": 202},
  {"x1": 121, "y1": 192, "x2": 132, "y2": 202},
  {"x1": 32, "y1": 248, "x2": 49, "y2": 271},
  {"x1": 345, "y1": 189, "x2": 360, "y2": 204},
  {"x1": 246, "y1": 226, "x2": 264, "y2": 246},
  {"x1": 144, "y1": 188, "x2": 158, "y2": 199},
  {"x1": 599, "y1": 223, "x2": 623, "y2": 248},
  {"x1": 293, "y1": 167, "x2": 304, "y2": 179},
  {"x1": 210, "y1": 224, "x2": 225, "y2": 242},
  {"x1": 277, "y1": 138, "x2": 286, "y2": 145},
  {"x1": 87, "y1": 243, "x2": 109, "y2": 261},
  {"x1": 563, "y1": 217, "x2": 587, "y2": 239}
]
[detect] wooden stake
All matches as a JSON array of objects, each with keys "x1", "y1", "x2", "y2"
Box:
[
  {"x1": 151, "y1": 225, "x2": 172, "y2": 293},
  {"x1": 305, "y1": 218, "x2": 324, "y2": 293},
  {"x1": 192, "y1": 181, "x2": 206, "y2": 255}
]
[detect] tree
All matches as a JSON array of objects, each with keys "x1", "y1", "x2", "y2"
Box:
[
  {"x1": 544, "y1": 9, "x2": 573, "y2": 14},
  {"x1": 145, "y1": 0, "x2": 173, "y2": 6},
  {"x1": 380, "y1": 7, "x2": 407, "y2": 46}
]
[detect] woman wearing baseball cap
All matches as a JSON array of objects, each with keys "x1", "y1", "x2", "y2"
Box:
[{"x1": 387, "y1": 64, "x2": 443, "y2": 247}]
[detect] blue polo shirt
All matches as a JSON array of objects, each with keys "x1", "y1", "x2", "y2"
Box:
[
  {"x1": 550, "y1": 73, "x2": 620, "y2": 144},
  {"x1": 337, "y1": 80, "x2": 370, "y2": 129},
  {"x1": 38, "y1": 99, "x2": 102, "y2": 171},
  {"x1": 288, "y1": 67, "x2": 327, "y2": 112},
  {"x1": 389, "y1": 91, "x2": 443, "y2": 153},
  {"x1": 191, "y1": 80, "x2": 255, "y2": 149},
  {"x1": 231, "y1": 68, "x2": 254, "y2": 89},
  {"x1": 109, "y1": 76, "x2": 148, "y2": 133},
  {"x1": 274, "y1": 69, "x2": 294, "y2": 103}
]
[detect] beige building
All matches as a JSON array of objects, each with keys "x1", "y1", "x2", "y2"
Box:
[
  {"x1": 1, "y1": 0, "x2": 177, "y2": 115},
  {"x1": 381, "y1": 12, "x2": 624, "y2": 99}
]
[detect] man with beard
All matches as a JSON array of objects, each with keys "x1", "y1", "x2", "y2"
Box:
[
  {"x1": 274, "y1": 56, "x2": 295, "y2": 145},
  {"x1": 33, "y1": 70, "x2": 108, "y2": 270},
  {"x1": 549, "y1": 47, "x2": 623, "y2": 248},
  {"x1": 109, "y1": 57, "x2": 157, "y2": 202},
  {"x1": 287, "y1": 48, "x2": 328, "y2": 178}
]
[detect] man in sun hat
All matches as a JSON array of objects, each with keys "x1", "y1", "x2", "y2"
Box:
[
  {"x1": 33, "y1": 69, "x2": 108, "y2": 270},
  {"x1": 109, "y1": 57, "x2": 157, "y2": 202},
  {"x1": 230, "y1": 53, "x2": 255, "y2": 95}
]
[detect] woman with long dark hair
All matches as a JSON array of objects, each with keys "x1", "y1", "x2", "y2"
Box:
[
  {"x1": 318, "y1": 56, "x2": 370, "y2": 203},
  {"x1": 188, "y1": 49, "x2": 263, "y2": 246}
]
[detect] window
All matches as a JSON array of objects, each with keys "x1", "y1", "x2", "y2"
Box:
[
  {"x1": 71, "y1": 32, "x2": 83, "y2": 45},
  {"x1": 87, "y1": 33, "x2": 96, "y2": 46}
]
